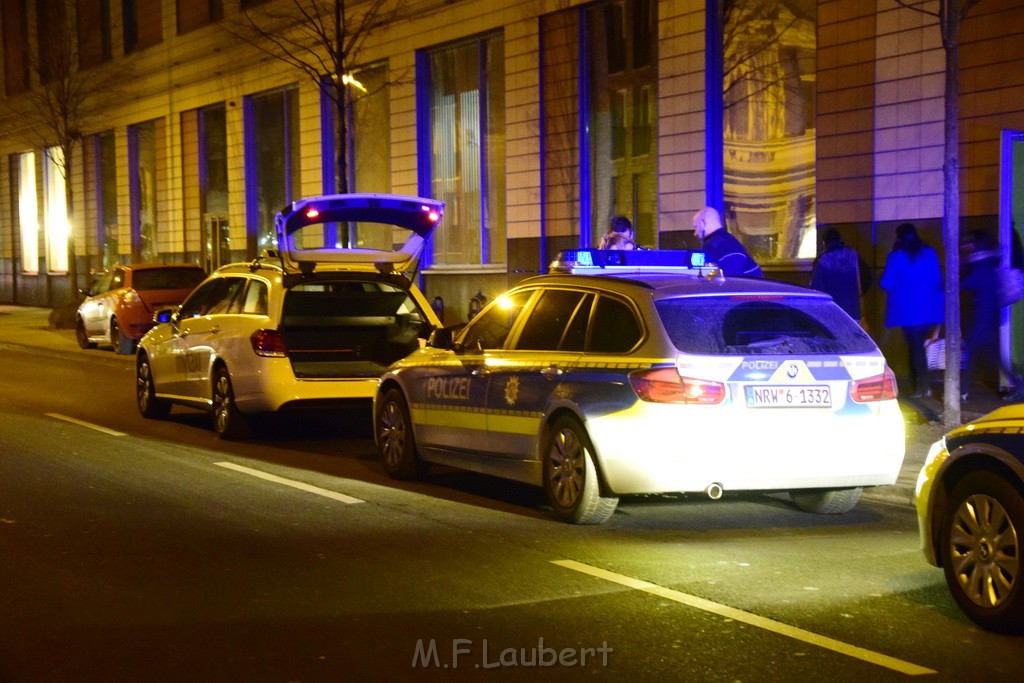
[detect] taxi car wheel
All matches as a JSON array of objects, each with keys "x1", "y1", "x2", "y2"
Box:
[
  {"x1": 789, "y1": 487, "x2": 862, "y2": 514},
  {"x1": 213, "y1": 368, "x2": 248, "y2": 440},
  {"x1": 75, "y1": 319, "x2": 96, "y2": 349},
  {"x1": 136, "y1": 355, "x2": 171, "y2": 419},
  {"x1": 940, "y1": 471, "x2": 1024, "y2": 634},
  {"x1": 543, "y1": 417, "x2": 618, "y2": 524},
  {"x1": 376, "y1": 388, "x2": 427, "y2": 479},
  {"x1": 110, "y1": 318, "x2": 136, "y2": 355}
]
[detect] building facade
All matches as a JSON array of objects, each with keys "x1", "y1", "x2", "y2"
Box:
[{"x1": 1, "y1": 0, "x2": 1023, "y2": 374}]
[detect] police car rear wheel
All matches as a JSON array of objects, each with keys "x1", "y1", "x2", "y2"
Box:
[
  {"x1": 377, "y1": 389, "x2": 426, "y2": 479},
  {"x1": 543, "y1": 416, "x2": 617, "y2": 524},
  {"x1": 789, "y1": 487, "x2": 862, "y2": 514}
]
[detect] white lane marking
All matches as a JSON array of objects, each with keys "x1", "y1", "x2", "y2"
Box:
[
  {"x1": 552, "y1": 559, "x2": 936, "y2": 676},
  {"x1": 46, "y1": 412, "x2": 126, "y2": 437},
  {"x1": 214, "y1": 461, "x2": 364, "y2": 505}
]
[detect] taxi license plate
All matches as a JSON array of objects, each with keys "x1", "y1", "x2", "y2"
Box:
[{"x1": 745, "y1": 385, "x2": 832, "y2": 408}]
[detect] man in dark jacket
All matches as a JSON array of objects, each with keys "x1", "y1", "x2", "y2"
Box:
[
  {"x1": 810, "y1": 228, "x2": 871, "y2": 320},
  {"x1": 692, "y1": 206, "x2": 763, "y2": 277}
]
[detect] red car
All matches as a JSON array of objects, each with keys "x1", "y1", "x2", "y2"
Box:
[{"x1": 76, "y1": 264, "x2": 206, "y2": 354}]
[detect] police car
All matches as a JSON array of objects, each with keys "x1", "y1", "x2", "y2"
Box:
[{"x1": 374, "y1": 249, "x2": 905, "y2": 524}]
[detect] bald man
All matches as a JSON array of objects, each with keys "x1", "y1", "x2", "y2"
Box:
[{"x1": 692, "y1": 207, "x2": 763, "y2": 277}]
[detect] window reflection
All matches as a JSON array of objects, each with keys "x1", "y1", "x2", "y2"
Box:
[{"x1": 723, "y1": 0, "x2": 817, "y2": 262}]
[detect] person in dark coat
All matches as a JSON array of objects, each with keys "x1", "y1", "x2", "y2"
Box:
[
  {"x1": 962, "y1": 229, "x2": 1023, "y2": 401},
  {"x1": 692, "y1": 206, "x2": 763, "y2": 277},
  {"x1": 810, "y1": 228, "x2": 871, "y2": 320}
]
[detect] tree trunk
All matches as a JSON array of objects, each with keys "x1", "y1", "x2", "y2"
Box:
[{"x1": 941, "y1": 2, "x2": 962, "y2": 428}]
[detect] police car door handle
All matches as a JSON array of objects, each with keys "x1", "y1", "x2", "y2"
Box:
[
  {"x1": 541, "y1": 365, "x2": 563, "y2": 378},
  {"x1": 472, "y1": 366, "x2": 490, "y2": 377}
]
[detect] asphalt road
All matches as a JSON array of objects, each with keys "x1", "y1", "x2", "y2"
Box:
[{"x1": 1, "y1": 344, "x2": 1021, "y2": 681}]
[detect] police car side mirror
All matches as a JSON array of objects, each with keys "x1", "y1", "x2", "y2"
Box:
[{"x1": 428, "y1": 326, "x2": 454, "y2": 350}]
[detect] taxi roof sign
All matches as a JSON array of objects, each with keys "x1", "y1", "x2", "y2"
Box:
[{"x1": 550, "y1": 248, "x2": 722, "y2": 278}]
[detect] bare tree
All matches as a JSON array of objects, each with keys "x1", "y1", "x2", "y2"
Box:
[
  {"x1": 6, "y1": 4, "x2": 132, "y2": 300},
  {"x1": 233, "y1": 0, "x2": 406, "y2": 207},
  {"x1": 894, "y1": 0, "x2": 979, "y2": 427}
]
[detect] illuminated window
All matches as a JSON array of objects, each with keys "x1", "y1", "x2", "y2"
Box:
[
  {"x1": 129, "y1": 119, "x2": 159, "y2": 262},
  {"x1": 418, "y1": 33, "x2": 506, "y2": 267},
  {"x1": 721, "y1": 0, "x2": 817, "y2": 262},
  {"x1": 94, "y1": 131, "x2": 119, "y2": 268},
  {"x1": 43, "y1": 148, "x2": 69, "y2": 273},
  {"x1": 18, "y1": 151, "x2": 38, "y2": 274}
]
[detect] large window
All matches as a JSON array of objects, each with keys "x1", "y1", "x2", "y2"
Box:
[
  {"x1": 541, "y1": 0, "x2": 657, "y2": 255},
  {"x1": 200, "y1": 104, "x2": 230, "y2": 269},
  {"x1": 244, "y1": 87, "x2": 299, "y2": 256},
  {"x1": 129, "y1": 119, "x2": 159, "y2": 262},
  {"x1": 43, "y1": 148, "x2": 69, "y2": 273},
  {"x1": 177, "y1": 0, "x2": 222, "y2": 33},
  {"x1": 77, "y1": 0, "x2": 112, "y2": 67},
  {"x1": 2, "y1": 1, "x2": 29, "y2": 95},
  {"x1": 722, "y1": 0, "x2": 816, "y2": 262},
  {"x1": 18, "y1": 152, "x2": 38, "y2": 274},
  {"x1": 95, "y1": 131, "x2": 118, "y2": 268},
  {"x1": 421, "y1": 33, "x2": 506, "y2": 267}
]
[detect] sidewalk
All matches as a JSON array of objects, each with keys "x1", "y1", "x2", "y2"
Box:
[{"x1": 0, "y1": 304, "x2": 1010, "y2": 508}]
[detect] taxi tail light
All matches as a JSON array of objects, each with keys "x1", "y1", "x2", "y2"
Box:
[
  {"x1": 629, "y1": 368, "x2": 726, "y2": 405},
  {"x1": 251, "y1": 329, "x2": 287, "y2": 357},
  {"x1": 850, "y1": 367, "x2": 898, "y2": 403}
]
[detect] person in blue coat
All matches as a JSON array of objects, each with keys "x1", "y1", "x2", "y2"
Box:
[{"x1": 880, "y1": 222, "x2": 945, "y2": 397}]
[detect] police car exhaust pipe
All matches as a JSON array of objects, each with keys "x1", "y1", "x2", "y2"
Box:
[{"x1": 705, "y1": 483, "x2": 724, "y2": 500}]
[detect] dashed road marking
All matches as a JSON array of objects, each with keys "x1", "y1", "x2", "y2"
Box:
[
  {"x1": 552, "y1": 559, "x2": 936, "y2": 676},
  {"x1": 214, "y1": 461, "x2": 364, "y2": 504},
  {"x1": 46, "y1": 412, "x2": 126, "y2": 437}
]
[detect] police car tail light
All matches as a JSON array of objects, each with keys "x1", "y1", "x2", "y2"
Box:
[
  {"x1": 251, "y1": 329, "x2": 287, "y2": 357},
  {"x1": 850, "y1": 367, "x2": 898, "y2": 403},
  {"x1": 629, "y1": 368, "x2": 726, "y2": 405}
]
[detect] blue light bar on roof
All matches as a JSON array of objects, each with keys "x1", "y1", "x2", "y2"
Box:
[{"x1": 553, "y1": 248, "x2": 711, "y2": 269}]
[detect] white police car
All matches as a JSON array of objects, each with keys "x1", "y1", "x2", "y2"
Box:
[{"x1": 374, "y1": 249, "x2": 905, "y2": 523}]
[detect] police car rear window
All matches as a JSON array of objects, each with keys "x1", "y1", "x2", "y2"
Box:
[{"x1": 654, "y1": 297, "x2": 876, "y2": 355}]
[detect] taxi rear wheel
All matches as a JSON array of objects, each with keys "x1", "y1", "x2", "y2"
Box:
[
  {"x1": 789, "y1": 487, "x2": 862, "y2": 514},
  {"x1": 940, "y1": 471, "x2": 1024, "y2": 634},
  {"x1": 136, "y1": 354, "x2": 171, "y2": 419},
  {"x1": 212, "y1": 367, "x2": 248, "y2": 440},
  {"x1": 543, "y1": 416, "x2": 617, "y2": 524},
  {"x1": 377, "y1": 388, "x2": 427, "y2": 479}
]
